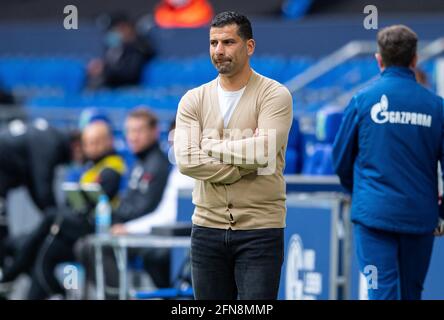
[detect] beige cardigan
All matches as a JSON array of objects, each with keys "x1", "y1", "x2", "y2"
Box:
[{"x1": 174, "y1": 70, "x2": 293, "y2": 230}]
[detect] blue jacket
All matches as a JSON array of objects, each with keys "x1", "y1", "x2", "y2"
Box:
[{"x1": 332, "y1": 66, "x2": 444, "y2": 234}]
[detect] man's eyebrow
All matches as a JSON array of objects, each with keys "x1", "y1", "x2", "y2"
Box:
[{"x1": 209, "y1": 37, "x2": 237, "y2": 42}]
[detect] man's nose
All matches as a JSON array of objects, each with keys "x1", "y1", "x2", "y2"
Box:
[{"x1": 214, "y1": 43, "x2": 224, "y2": 55}]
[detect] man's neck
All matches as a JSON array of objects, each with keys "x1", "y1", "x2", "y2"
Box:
[
  {"x1": 219, "y1": 65, "x2": 252, "y2": 91},
  {"x1": 135, "y1": 141, "x2": 158, "y2": 159},
  {"x1": 91, "y1": 149, "x2": 115, "y2": 164}
]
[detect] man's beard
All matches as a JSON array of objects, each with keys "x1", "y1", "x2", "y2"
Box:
[{"x1": 212, "y1": 56, "x2": 234, "y2": 74}]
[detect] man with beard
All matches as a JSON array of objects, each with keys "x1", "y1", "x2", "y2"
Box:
[{"x1": 174, "y1": 11, "x2": 293, "y2": 300}]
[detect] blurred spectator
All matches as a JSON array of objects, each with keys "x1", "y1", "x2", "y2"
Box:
[
  {"x1": 87, "y1": 13, "x2": 155, "y2": 89},
  {"x1": 112, "y1": 108, "x2": 170, "y2": 223},
  {"x1": 154, "y1": 0, "x2": 214, "y2": 28},
  {"x1": 76, "y1": 107, "x2": 171, "y2": 298},
  {"x1": 0, "y1": 121, "x2": 125, "y2": 299},
  {"x1": 114, "y1": 119, "x2": 194, "y2": 233},
  {"x1": 0, "y1": 120, "x2": 81, "y2": 281}
]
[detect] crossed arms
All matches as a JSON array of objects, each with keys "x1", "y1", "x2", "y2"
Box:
[{"x1": 174, "y1": 86, "x2": 293, "y2": 184}]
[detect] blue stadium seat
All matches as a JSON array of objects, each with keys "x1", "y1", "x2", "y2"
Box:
[
  {"x1": 301, "y1": 106, "x2": 343, "y2": 175},
  {"x1": 302, "y1": 143, "x2": 334, "y2": 175},
  {"x1": 280, "y1": 57, "x2": 313, "y2": 83},
  {"x1": 142, "y1": 56, "x2": 216, "y2": 89},
  {"x1": 251, "y1": 56, "x2": 288, "y2": 82},
  {"x1": 0, "y1": 57, "x2": 86, "y2": 93},
  {"x1": 316, "y1": 106, "x2": 343, "y2": 144}
]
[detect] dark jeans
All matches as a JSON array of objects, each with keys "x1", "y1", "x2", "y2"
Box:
[{"x1": 191, "y1": 224, "x2": 284, "y2": 300}]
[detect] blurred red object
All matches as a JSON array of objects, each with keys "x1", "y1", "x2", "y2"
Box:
[{"x1": 154, "y1": 0, "x2": 214, "y2": 28}]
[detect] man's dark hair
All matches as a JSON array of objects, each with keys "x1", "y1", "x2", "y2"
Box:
[
  {"x1": 127, "y1": 106, "x2": 158, "y2": 129},
  {"x1": 377, "y1": 25, "x2": 418, "y2": 67},
  {"x1": 210, "y1": 11, "x2": 253, "y2": 40}
]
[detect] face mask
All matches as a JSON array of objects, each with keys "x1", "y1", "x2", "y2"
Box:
[{"x1": 105, "y1": 31, "x2": 123, "y2": 48}]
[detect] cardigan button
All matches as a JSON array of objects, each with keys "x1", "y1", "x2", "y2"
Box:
[{"x1": 228, "y1": 203, "x2": 233, "y2": 209}]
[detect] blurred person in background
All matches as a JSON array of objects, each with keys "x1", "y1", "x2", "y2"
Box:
[
  {"x1": 110, "y1": 120, "x2": 193, "y2": 234},
  {"x1": 87, "y1": 13, "x2": 155, "y2": 89},
  {"x1": 0, "y1": 120, "x2": 81, "y2": 285},
  {"x1": 154, "y1": 0, "x2": 214, "y2": 28},
  {"x1": 0, "y1": 120, "x2": 125, "y2": 299},
  {"x1": 111, "y1": 108, "x2": 170, "y2": 224},
  {"x1": 332, "y1": 25, "x2": 444, "y2": 300},
  {"x1": 76, "y1": 107, "x2": 171, "y2": 298}
]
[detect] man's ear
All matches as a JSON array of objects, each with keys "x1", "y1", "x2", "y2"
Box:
[
  {"x1": 375, "y1": 53, "x2": 385, "y2": 71},
  {"x1": 247, "y1": 39, "x2": 255, "y2": 57}
]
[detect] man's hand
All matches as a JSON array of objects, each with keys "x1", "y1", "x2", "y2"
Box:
[
  {"x1": 434, "y1": 218, "x2": 444, "y2": 236},
  {"x1": 110, "y1": 224, "x2": 129, "y2": 236}
]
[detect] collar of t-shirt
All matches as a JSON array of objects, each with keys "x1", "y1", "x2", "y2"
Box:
[{"x1": 217, "y1": 78, "x2": 246, "y2": 128}]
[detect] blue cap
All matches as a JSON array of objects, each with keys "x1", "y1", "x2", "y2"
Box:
[{"x1": 78, "y1": 108, "x2": 112, "y2": 130}]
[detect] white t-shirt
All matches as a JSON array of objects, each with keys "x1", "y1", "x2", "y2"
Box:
[{"x1": 217, "y1": 79, "x2": 246, "y2": 128}]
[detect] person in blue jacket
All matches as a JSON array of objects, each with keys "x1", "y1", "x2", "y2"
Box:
[{"x1": 332, "y1": 25, "x2": 444, "y2": 300}]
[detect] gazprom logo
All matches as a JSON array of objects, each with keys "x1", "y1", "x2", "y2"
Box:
[
  {"x1": 370, "y1": 94, "x2": 389, "y2": 124},
  {"x1": 370, "y1": 94, "x2": 432, "y2": 127}
]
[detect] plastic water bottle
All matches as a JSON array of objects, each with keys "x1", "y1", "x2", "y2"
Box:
[{"x1": 95, "y1": 194, "x2": 111, "y2": 235}]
